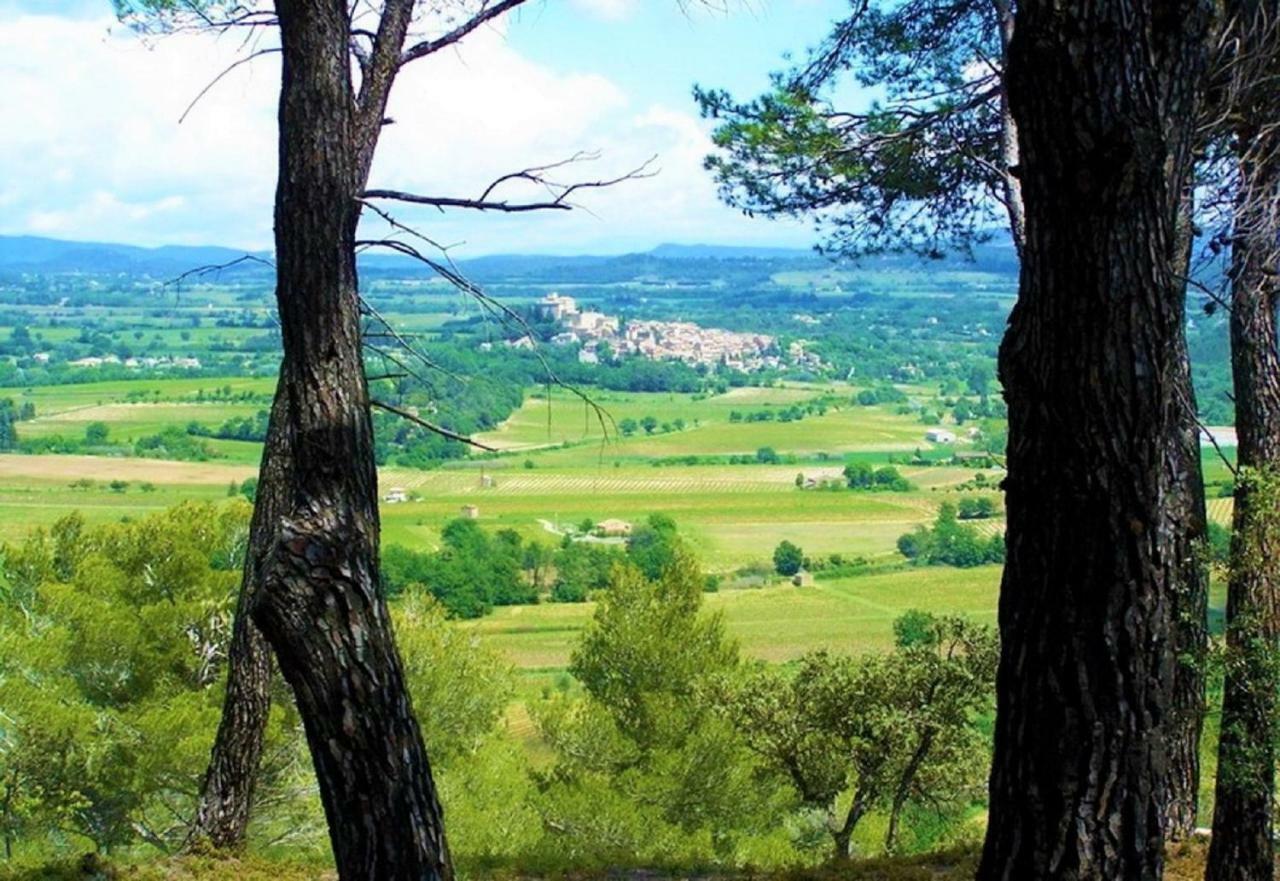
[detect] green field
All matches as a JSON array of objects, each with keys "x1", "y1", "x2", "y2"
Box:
[
  {"x1": 0, "y1": 376, "x2": 276, "y2": 413},
  {"x1": 3, "y1": 373, "x2": 1241, "y2": 690},
  {"x1": 463, "y1": 564, "x2": 1003, "y2": 674},
  {"x1": 478, "y1": 385, "x2": 942, "y2": 458}
]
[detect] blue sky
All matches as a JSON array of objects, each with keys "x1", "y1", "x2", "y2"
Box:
[{"x1": 0, "y1": 0, "x2": 850, "y2": 255}]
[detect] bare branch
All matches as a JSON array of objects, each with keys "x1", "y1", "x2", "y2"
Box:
[
  {"x1": 355, "y1": 212, "x2": 616, "y2": 441},
  {"x1": 371, "y1": 399, "x2": 497, "y2": 451},
  {"x1": 164, "y1": 254, "x2": 275, "y2": 287},
  {"x1": 399, "y1": 0, "x2": 533, "y2": 67},
  {"x1": 179, "y1": 47, "x2": 280, "y2": 124},
  {"x1": 363, "y1": 154, "x2": 659, "y2": 213}
]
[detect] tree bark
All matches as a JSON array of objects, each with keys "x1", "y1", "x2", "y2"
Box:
[
  {"x1": 244, "y1": 3, "x2": 452, "y2": 879},
  {"x1": 830, "y1": 792, "x2": 870, "y2": 861},
  {"x1": 1164, "y1": 185, "x2": 1211, "y2": 843},
  {"x1": 977, "y1": 2, "x2": 1215, "y2": 878},
  {"x1": 188, "y1": 386, "x2": 291, "y2": 850},
  {"x1": 1207, "y1": 7, "x2": 1280, "y2": 872},
  {"x1": 885, "y1": 729, "x2": 934, "y2": 853}
]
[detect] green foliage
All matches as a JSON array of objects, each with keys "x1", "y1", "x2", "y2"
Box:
[
  {"x1": 956, "y1": 496, "x2": 998, "y2": 520},
  {"x1": 0, "y1": 504, "x2": 263, "y2": 854},
  {"x1": 625, "y1": 513, "x2": 682, "y2": 581},
  {"x1": 536, "y1": 553, "x2": 764, "y2": 861},
  {"x1": 695, "y1": 0, "x2": 1006, "y2": 258},
  {"x1": 844, "y1": 462, "x2": 913, "y2": 492},
  {"x1": 0, "y1": 502, "x2": 517, "y2": 861},
  {"x1": 82, "y1": 421, "x2": 109, "y2": 445},
  {"x1": 381, "y1": 519, "x2": 539, "y2": 618},
  {"x1": 134, "y1": 427, "x2": 220, "y2": 461},
  {"x1": 551, "y1": 541, "x2": 624, "y2": 603},
  {"x1": 898, "y1": 503, "x2": 1004, "y2": 568},
  {"x1": 773, "y1": 540, "x2": 804, "y2": 576},
  {"x1": 721, "y1": 614, "x2": 997, "y2": 857},
  {"x1": 392, "y1": 596, "x2": 513, "y2": 766}
]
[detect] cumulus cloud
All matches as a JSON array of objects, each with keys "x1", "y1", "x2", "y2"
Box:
[{"x1": 0, "y1": 7, "x2": 809, "y2": 255}]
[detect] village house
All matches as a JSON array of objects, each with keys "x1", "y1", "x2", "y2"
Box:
[
  {"x1": 925, "y1": 428, "x2": 957, "y2": 444},
  {"x1": 384, "y1": 487, "x2": 409, "y2": 504},
  {"x1": 594, "y1": 518, "x2": 633, "y2": 538},
  {"x1": 461, "y1": 504, "x2": 480, "y2": 519}
]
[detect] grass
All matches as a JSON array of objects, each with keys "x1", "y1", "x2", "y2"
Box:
[
  {"x1": 477, "y1": 386, "x2": 944, "y2": 459},
  {"x1": 1, "y1": 376, "x2": 275, "y2": 415},
  {"x1": 377, "y1": 461, "x2": 974, "y2": 568},
  {"x1": 0, "y1": 840, "x2": 1232, "y2": 881},
  {"x1": 0, "y1": 453, "x2": 254, "y2": 541},
  {"x1": 462, "y1": 565, "x2": 1003, "y2": 674}
]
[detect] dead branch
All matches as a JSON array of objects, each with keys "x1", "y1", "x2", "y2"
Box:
[
  {"x1": 363, "y1": 154, "x2": 658, "y2": 213},
  {"x1": 355, "y1": 218, "x2": 616, "y2": 441},
  {"x1": 399, "y1": 0, "x2": 534, "y2": 67},
  {"x1": 371, "y1": 399, "x2": 497, "y2": 451},
  {"x1": 164, "y1": 254, "x2": 275, "y2": 287},
  {"x1": 179, "y1": 47, "x2": 281, "y2": 124}
]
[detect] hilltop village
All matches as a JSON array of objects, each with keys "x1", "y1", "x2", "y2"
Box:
[{"x1": 514, "y1": 292, "x2": 822, "y2": 373}]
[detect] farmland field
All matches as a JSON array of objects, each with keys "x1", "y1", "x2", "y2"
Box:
[
  {"x1": 0, "y1": 370, "x2": 1238, "y2": 697},
  {"x1": 463, "y1": 564, "x2": 1003, "y2": 674}
]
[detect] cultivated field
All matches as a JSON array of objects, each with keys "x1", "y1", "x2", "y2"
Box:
[{"x1": 463, "y1": 564, "x2": 1003, "y2": 674}]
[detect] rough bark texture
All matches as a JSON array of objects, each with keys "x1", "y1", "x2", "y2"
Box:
[
  {"x1": 243, "y1": 3, "x2": 452, "y2": 879},
  {"x1": 1207, "y1": 8, "x2": 1280, "y2": 871},
  {"x1": 1164, "y1": 185, "x2": 1211, "y2": 843},
  {"x1": 977, "y1": 2, "x2": 1215, "y2": 879},
  {"x1": 188, "y1": 388, "x2": 291, "y2": 849}
]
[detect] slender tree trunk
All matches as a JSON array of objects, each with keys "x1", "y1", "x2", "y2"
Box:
[
  {"x1": 188, "y1": 387, "x2": 291, "y2": 850},
  {"x1": 246, "y1": 3, "x2": 452, "y2": 878},
  {"x1": 830, "y1": 793, "x2": 869, "y2": 862},
  {"x1": 885, "y1": 729, "x2": 934, "y2": 853},
  {"x1": 1164, "y1": 185, "x2": 1211, "y2": 842},
  {"x1": 977, "y1": 2, "x2": 1215, "y2": 878},
  {"x1": 1207, "y1": 9, "x2": 1280, "y2": 871}
]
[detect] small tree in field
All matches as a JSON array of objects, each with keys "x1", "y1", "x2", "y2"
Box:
[
  {"x1": 536, "y1": 553, "x2": 761, "y2": 858},
  {"x1": 773, "y1": 540, "x2": 804, "y2": 577},
  {"x1": 722, "y1": 614, "x2": 997, "y2": 858}
]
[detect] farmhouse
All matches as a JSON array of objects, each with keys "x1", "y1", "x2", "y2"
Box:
[
  {"x1": 594, "y1": 518, "x2": 633, "y2": 537},
  {"x1": 384, "y1": 487, "x2": 409, "y2": 504},
  {"x1": 461, "y1": 504, "x2": 480, "y2": 519},
  {"x1": 924, "y1": 428, "x2": 957, "y2": 444},
  {"x1": 792, "y1": 570, "x2": 815, "y2": 587}
]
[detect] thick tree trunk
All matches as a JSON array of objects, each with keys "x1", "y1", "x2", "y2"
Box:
[
  {"x1": 246, "y1": 3, "x2": 452, "y2": 879},
  {"x1": 1207, "y1": 16, "x2": 1280, "y2": 872},
  {"x1": 977, "y1": 2, "x2": 1215, "y2": 879},
  {"x1": 188, "y1": 386, "x2": 291, "y2": 850},
  {"x1": 1164, "y1": 185, "x2": 1210, "y2": 842}
]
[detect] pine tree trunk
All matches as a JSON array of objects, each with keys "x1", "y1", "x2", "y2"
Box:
[
  {"x1": 188, "y1": 386, "x2": 291, "y2": 850},
  {"x1": 978, "y1": 2, "x2": 1215, "y2": 878},
  {"x1": 1165, "y1": 185, "x2": 1210, "y2": 842},
  {"x1": 1207, "y1": 13, "x2": 1280, "y2": 870},
  {"x1": 247, "y1": 3, "x2": 452, "y2": 878}
]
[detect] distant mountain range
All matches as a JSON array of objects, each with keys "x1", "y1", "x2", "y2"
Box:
[{"x1": 0, "y1": 234, "x2": 1019, "y2": 279}]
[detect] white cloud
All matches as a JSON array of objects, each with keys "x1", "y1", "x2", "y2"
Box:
[
  {"x1": 0, "y1": 8, "x2": 810, "y2": 255},
  {"x1": 568, "y1": 0, "x2": 640, "y2": 21}
]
